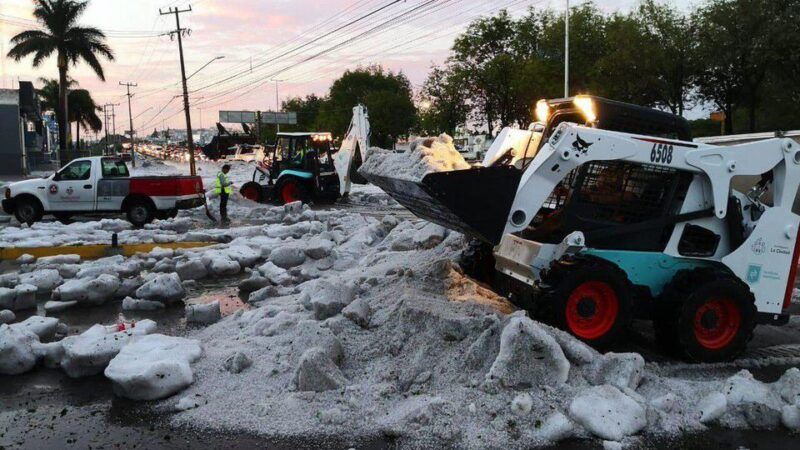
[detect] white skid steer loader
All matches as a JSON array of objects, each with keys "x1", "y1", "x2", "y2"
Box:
[{"x1": 361, "y1": 96, "x2": 800, "y2": 362}]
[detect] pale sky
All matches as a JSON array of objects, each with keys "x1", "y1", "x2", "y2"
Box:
[{"x1": 0, "y1": 0, "x2": 696, "y2": 135}]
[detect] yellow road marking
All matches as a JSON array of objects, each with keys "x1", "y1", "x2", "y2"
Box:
[{"x1": 0, "y1": 241, "x2": 215, "y2": 260}]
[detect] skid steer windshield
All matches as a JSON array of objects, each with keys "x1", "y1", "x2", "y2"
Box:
[{"x1": 524, "y1": 160, "x2": 693, "y2": 251}]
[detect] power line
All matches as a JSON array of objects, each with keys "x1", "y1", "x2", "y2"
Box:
[
  {"x1": 188, "y1": 0, "x2": 405, "y2": 95},
  {"x1": 131, "y1": 0, "x2": 391, "y2": 101},
  {"x1": 138, "y1": 0, "x2": 539, "y2": 130},
  {"x1": 190, "y1": 0, "x2": 453, "y2": 108}
]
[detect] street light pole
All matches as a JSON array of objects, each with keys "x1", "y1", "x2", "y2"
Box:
[{"x1": 564, "y1": 0, "x2": 570, "y2": 98}]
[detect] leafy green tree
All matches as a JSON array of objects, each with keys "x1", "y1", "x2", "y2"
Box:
[
  {"x1": 282, "y1": 94, "x2": 324, "y2": 131},
  {"x1": 693, "y1": 0, "x2": 781, "y2": 132},
  {"x1": 418, "y1": 65, "x2": 469, "y2": 135},
  {"x1": 7, "y1": 0, "x2": 114, "y2": 162},
  {"x1": 450, "y1": 10, "x2": 520, "y2": 133},
  {"x1": 537, "y1": 3, "x2": 609, "y2": 96},
  {"x1": 315, "y1": 66, "x2": 416, "y2": 147},
  {"x1": 635, "y1": 0, "x2": 697, "y2": 115}
]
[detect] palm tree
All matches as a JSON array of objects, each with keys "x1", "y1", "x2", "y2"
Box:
[
  {"x1": 7, "y1": 0, "x2": 114, "y2": 164},
  {"x1": 38, "y1": 78, "x2": 101, "y2": 150},
  {"x1": 67, "y1": 89, "x2": 102, "y2": 150},
  {"x1": 37, "y1": 76, "x2": 75, "y2": 111}
]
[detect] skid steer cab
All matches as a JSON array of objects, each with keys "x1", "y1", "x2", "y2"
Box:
[
  {"x1": 239, "y1": 132, "x2": 340, "y2": 205},
  {"x1": 362, "y1": 95, "x2": 800, "y2": 363}
]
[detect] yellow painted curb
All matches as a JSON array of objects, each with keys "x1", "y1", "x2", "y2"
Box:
[{"x1": 0, "y1": 241, "x2": 215, "y2": 261}]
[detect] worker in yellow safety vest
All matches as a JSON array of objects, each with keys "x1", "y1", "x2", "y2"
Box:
[{"x1": 215, "y1": 164, "x2": 233, "y2": 223}]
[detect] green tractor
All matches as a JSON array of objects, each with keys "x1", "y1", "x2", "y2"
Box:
[{"x1": 239, "y1": 132, "x2": 341, "y2": 205}]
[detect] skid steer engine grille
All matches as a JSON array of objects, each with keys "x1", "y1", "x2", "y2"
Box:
[{"x1": 574, "y1": 161, "x2": 683, "y2": 224}]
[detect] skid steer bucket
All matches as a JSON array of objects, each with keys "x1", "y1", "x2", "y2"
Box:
[{"x1": 362, "y1": 166, "x2": 522, "y2": 245}]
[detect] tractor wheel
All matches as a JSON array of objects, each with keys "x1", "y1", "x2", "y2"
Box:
[
  {"x1": 276, "y1": 178, "x2": 310, "y2": 205},
  {"x1": 14, "y1": 198, "x2": 43, "y2": 226},
  {"x1": 459, "y1": 238, "x2": 496, "y2": 286},
  {"x1": 240, "y1": 182, "x2": 263, "y2": 203},
  {"x1": 538, "y1": 255, "x2": 633, "y2": 348},
  {"x1": 655, "y1": 269, "x2": 756, "y2": 363}
]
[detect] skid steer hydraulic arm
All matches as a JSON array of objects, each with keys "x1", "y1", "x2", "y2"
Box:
[{"x1": 504, "y1": 123, "x2": 800, "y2": 236}]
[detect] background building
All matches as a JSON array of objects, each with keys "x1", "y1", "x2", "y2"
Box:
[{"x1": 0, "y1": 81, "x2": 49, "y2": 176}]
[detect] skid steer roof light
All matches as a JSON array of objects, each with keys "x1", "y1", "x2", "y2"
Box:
[
  {"x1": 535, "y1": 99, "x2": 550, "y2": 123},
  {"x1": 573, "y1": 95, "x2": 597, "y2": 123}
]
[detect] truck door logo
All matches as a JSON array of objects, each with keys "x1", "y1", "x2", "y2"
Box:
[
  {"x1": 751, "y1": 237, "x2": 766, "y2": 255},
  {"x1": 746, "y1": 264, "x2": 762, "y2": 284},
  {"x1": 66, "y1": 187, "x2": 74, "y2": 196},
  {"x1": 49, "y1": 185, "x2": 58, "y2": 194}
]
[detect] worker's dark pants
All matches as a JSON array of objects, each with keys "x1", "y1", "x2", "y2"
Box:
[{"x1": 220, "y1": 192, "x2": 229, "y2": 220}]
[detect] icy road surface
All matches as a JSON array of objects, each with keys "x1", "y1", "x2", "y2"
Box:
[{"x1": 1, "y1": 157, "x2": 800, "y2": 449}]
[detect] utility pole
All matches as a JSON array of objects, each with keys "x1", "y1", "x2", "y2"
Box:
[
  {"x1": 564, "y1": 0, "x2": 570, "y2": 98},
  {"x1": 103, "y1": 103, "x2": 120, "y2": 155},
  {"x1": 111, "y1": 104, "x2": 120, "y2": 152},
  {"x1": 256, "y1": 111, "x2": 262, "y2": 145},
  {"x1": 103, "y1": 104, "x2": 110, "y2": 156},
  {"x1": 120, "y1": 81, "x2": 138, "y2": 167},
  {"x1": 272, "y1": 79, "x2": 284, "y2": 134},
  {"x1": 160, "y1": 5, "x2": 197, "y2": 176}
]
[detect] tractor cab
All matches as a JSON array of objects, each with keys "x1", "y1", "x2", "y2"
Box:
[{"x1": 240, "y1": 132, "x2": 340, "y2": 204}]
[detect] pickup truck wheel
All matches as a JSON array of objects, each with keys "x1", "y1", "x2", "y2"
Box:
[
  {"x1": 126, "y1": 201, "x2": 154, "y2": 227},
  {"x1": 14, "y1": 199, "x2": 43, "y2": 225}
]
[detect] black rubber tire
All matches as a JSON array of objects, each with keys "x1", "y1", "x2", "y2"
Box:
[
  {"x1": 655, "y1": 269, "x2": 756, "y2": 363},
  {"x1": 275, "y1": 177, "x2": 310, "y2": 205},
  {"x1": 52, "y1": 212, "x2": 72, "y2": 224},
  {"x1": 126, "y1": 201, "x2": 155, "y2": 227},
  {"x1": 239, "y1": 182, "x2": 264, "y2": 203},
  {"x1": 459, "y1": 238, "x2": 496, "y2": 286},
  {"x1": 14, "y1": 198, "x2": 43, "y2": 225},
  {"x1": 538, "y1": 255, "x2": 634, "y2": 349}
]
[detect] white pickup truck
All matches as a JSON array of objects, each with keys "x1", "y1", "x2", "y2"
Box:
[
  {"x1": 223, "y1": 144, "x2": 266, "y2": 163},
  {"x1": 2, "y1": 156, "x2": 205, "y2": 226}
]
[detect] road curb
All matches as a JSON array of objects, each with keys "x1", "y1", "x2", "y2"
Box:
[{"x1": 0, "y1": 241, "x2": 215, "y2": 260}]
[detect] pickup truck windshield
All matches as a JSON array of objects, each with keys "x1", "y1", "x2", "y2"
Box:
[
  {"x1": 101, "y1": 159, "x2": 130, "y2": 178},
  {"x1": 59, "y1": 160, "x2": 91, "y2": 181}
]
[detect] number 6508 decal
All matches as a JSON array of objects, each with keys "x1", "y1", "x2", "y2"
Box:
[{"x1": 650, "y1": 143, "x2": 673, "y2": 164}]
